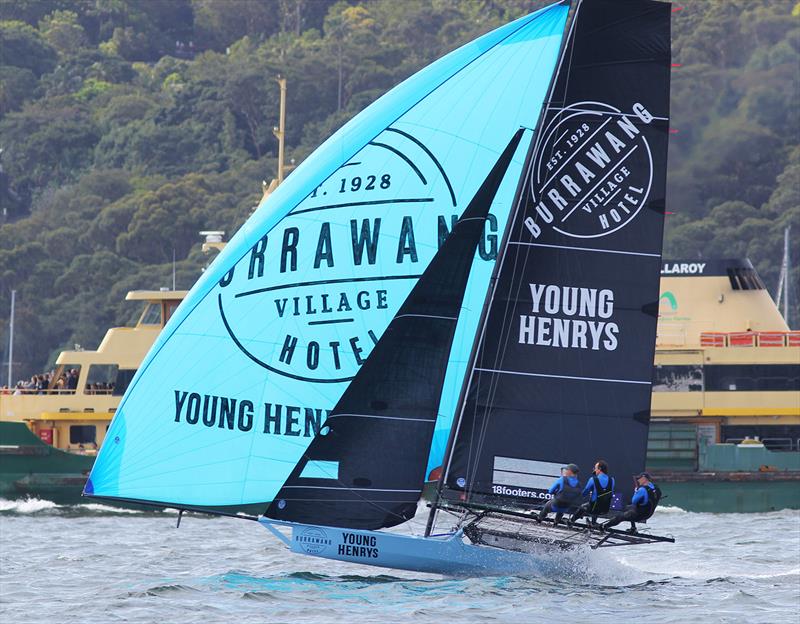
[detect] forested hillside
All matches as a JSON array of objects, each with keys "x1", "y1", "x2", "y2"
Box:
[{"x1": 1, "y1": 0, "x2": 798, "y2": 379}]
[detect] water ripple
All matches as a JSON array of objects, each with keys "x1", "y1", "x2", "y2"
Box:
[{"x1": 1, "y1": 501, "x2": 798, "y2": 624}]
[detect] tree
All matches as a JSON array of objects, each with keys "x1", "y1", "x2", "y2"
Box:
[
  {"x1": 39, "y1": 10, "x2": 88, "y2": 55},
  {"x1": 0, "y1": 20, "x2": 57, "y2": 76}
]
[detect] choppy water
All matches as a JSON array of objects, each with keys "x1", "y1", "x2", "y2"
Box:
[{"x1": 1, "y1": 500, "x2": 798, "y2": 624}]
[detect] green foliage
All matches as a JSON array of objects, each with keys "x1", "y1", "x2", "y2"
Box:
[
  {"x1": 0, "y1": 19, "x2": 57, "y2": 76},
  {"x1": 0, "y1": 0, "x2": 798, "y2": 380}
]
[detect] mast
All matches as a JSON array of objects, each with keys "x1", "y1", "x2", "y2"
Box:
[
  {"x1": 425, "y1": 0, "x2": 578, "y2": 537},
  {"x1": 6, "y1": 289, "x2": 14, "y2": 388}
]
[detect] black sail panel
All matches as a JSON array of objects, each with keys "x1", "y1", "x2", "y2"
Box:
[
  {"x1": 265, "y1": 131, "x2": 525, "y2": 529},
  {"x1": 443, "y1": 0, "x2": 671, "y2": 507}
]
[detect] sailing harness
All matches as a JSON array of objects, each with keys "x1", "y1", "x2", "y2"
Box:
[
  {"x1": 552, "y1": 477, "x2": 582, "y2": 510},
  {"x1": 588, "y1": 474, "x2": 614, "y2": 515},
  {"x1": 638, "y1": 483, "x2": 662, "y2": 519}
]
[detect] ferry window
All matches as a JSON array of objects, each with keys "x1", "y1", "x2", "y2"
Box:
[
  {"x1": 49, "y1": 364, "x2": 81, "y2": 394},
  {"x1": 113, "y1": 369, "x2": 136, "y2": 396},
  {"x1": 70, "y1": 425, "x2": 96, "y2": 444},
  {"x1": 139, "y1": 303, "x2": 161, "y2": 325},
  {"x1": 84, "y1": 364, "x2": 118, "y2": 395},
  {"x1": 726, "y1": 268, "x2": 765, "y2": 291},
  {"x1": 705, "y1": 365, "x2": 800, "y2": 392},
  {"x1": 652, "y1": 366, "x2": 703, "y2": 392},
  {"x1": 165, "y1": 302, "x2": 179, "y2": 323}
]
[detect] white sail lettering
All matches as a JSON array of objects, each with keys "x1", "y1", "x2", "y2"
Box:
[
  {"x1": 616, "y1": 115, "x2": 640, "y2": 139},
  {"x1": 536, "y1": 317, "x2": 552, "y2": 345},
  {"x1": 519, "y1": 315, "x2": 535, "y2": 344},
  {"x1": 552, "y1": 318, "x2": 569, "y2": 348},
  {"x1": 598, "y1": 289, "x2": 614, "y2": 318},
  {"x1": 578, "y1": 288, "x2": 596, "y2": 317},
  {"x1": 571, "y1": 320, "x2": 588, "y2": 348},
  {"x1": 530, "y1": 284, "x2": 546, "y2": 313},
  {"x1": 521, "y1": 283, "x2": 619, "y2": 352},
  {"x1": 560, "y1": 174, "x2": 581, "y2": 196},
  {"x1": 604, "y1": 323, "x2": 619, "y2": 350},
  {"x1": 587, "y1": 321, "x2": 604, "y2": 350},
  {"x1": 575, "y1": 161, "x2": 596, "y2": 183},
  {"x1": 547, "y1": 188, "x2": 568, "y2": 210},
  {"x1": 524, "y1": 216, "x2": 541, "y2": 238},
  {"x1": 563, "y1": 287, "x2": 578, "y2": 316},
  {"x1": 544, "y1": 285, "x2": 560, "y2": 314},
  {"x1": 585, "y1": 143, "x2": 611, "y2": 168},
  {"x1": 604, "y1": 130, "x2": 626, "y2": 153},
  {"x1": 632, "y1": 102, "x2": 653, "y2": 123}
]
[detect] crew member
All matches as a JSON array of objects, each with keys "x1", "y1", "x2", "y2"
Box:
[
  {"x1": 602, "y1": 472, "x2": 661, "y2": 533},
  {"x1": 570, "y1": 459, "x2": 615, "y2": 527},
  {"x1": 536, "y1": 464, "x2": 582, "y2": 527}
]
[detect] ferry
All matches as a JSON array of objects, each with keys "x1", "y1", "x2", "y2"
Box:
[
  {"x1": 0, "y1": 290, "x2": 185, "y2": 503},
  {"x1": 1, "y1": 260, "x2": 797, "y2": 512},
  {"x1": 648, "y1": 259, "x2": 799, "y2": 512}
]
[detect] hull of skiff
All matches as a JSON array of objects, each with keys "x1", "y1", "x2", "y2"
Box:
[{"x1": 260, "y1": 518, "x2": 581, "y2": 576}]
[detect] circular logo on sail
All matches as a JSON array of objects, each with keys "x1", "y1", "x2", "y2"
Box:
[
  {"x1": 527, "y1": 101, "x2": 655, "y2": 239},
  {"x1": 216, "y1": 128, "x2": 458, "y2": 383},
  {"x1": 297, "y1": 527, "x2": 331, "y2": 554}
]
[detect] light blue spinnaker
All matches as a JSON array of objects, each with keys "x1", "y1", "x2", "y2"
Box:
[{"x1": 86, "y1": 4, "x2": 569, "y2": 511}]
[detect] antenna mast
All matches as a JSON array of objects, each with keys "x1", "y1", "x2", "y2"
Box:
[
  {"x1": 6, "y1": 290, "x2": 15, "y2": 388},
  {"x1": 776, "y1": 225, "x2": 791, "y2": 326}
]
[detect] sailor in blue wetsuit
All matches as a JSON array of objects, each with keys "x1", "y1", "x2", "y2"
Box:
[
  {"x1": 569, "y1": 459, "x2": 615, "y2": 527},
  {"x1": 602, "y1": 472, "x2": 661, "y2": 533},
  {"x1": 535, "y1": 464, "x2": 582, "y2": 527}
]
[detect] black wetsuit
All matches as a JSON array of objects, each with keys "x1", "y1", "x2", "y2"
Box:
[
  {"x1": 603, "y1": 482, "x2": 661, "y2": 531},
  {"x1": 571, "y1": 473, "x2": 615, "y2": 524}
]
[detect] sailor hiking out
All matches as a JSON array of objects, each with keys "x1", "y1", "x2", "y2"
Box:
[
  {"x1": 570, "y1": 459, "x2": 615, "y2": 526},
  {"x1": 536, "y1": 464, "x2": 582, "y2": 527},
  {"x1": 602, "y1": 472, "x2": 661, "y2": 533}
]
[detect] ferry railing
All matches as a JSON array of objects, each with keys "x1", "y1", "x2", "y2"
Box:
[
  {"x1": 4, "y1": 388, "x2": 114, "y2": 395},
  {"x1": 762, "y1": 438, "x2": 794, "y2": 452},
  {"x1": 700, "y1": 331, "x2": 800, "y2": 347}
]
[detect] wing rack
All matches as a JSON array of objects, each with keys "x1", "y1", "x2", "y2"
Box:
[{"x1": 439, "y1": 502, "x2": 675, "y2": 550}]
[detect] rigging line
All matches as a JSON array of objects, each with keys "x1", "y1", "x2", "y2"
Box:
[
  {"x1": 104, "y1": 6, "x2": 561, "y2": 420},
  {"x1": 460, "y1": 0, "x2": 583, "y2": 502}
]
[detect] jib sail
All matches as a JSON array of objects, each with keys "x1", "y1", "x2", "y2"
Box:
[
  {"x1": 440, "y1": 0, "x2": 672, "y2": 509},
  {"x1": 85, "y1": 4, "x2": 569, "y2": 511},
  {"x1": 265, "y1": 132, "x2": 524, "y2": 529}
]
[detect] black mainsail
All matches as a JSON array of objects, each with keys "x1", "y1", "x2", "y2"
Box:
[
  {"x1": 439, "y1": 0, "x2": 672, "y2": 511},
  {"x1": 265, "y1": 131, "x2": 525, "y2": 530}
]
